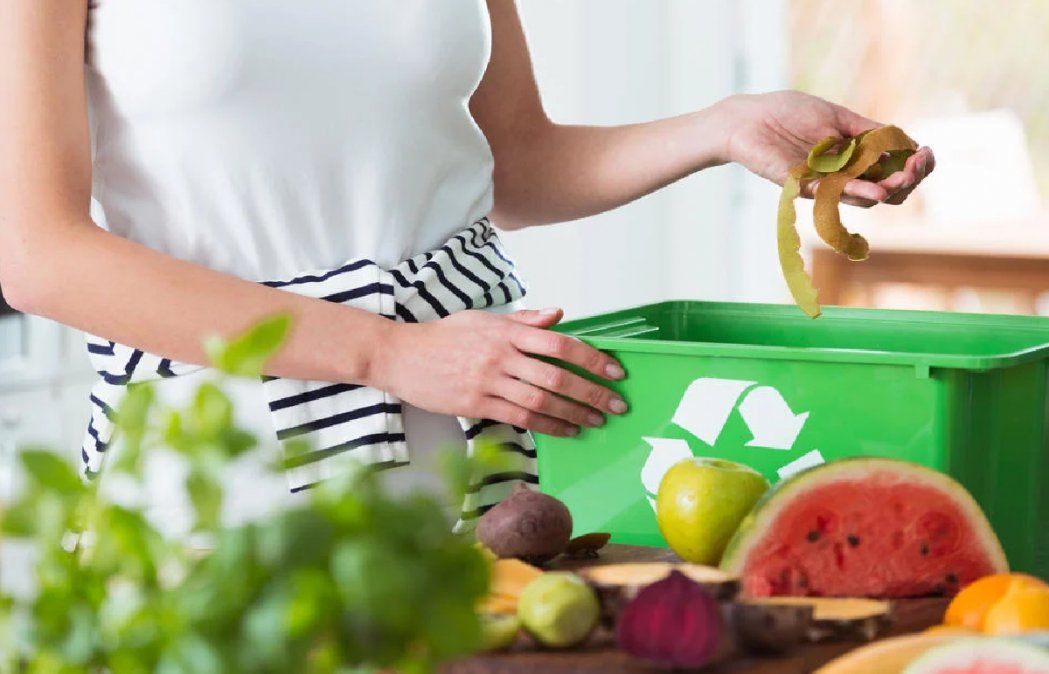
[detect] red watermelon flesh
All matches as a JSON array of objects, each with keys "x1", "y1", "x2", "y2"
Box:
[{"x1": 721, "y1": 459, "x2": 1008, "y2": 598}]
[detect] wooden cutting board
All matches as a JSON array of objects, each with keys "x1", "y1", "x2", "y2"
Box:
[{"x1": 444, "y1": 545, "x2": 949, "y2": 674}]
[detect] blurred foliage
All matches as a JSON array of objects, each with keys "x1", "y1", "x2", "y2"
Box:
[
  {"x1": 0, "y1": 315, "x2": 490, "y2": 674},
  {"x1": 789, "y1": 0, "x2": 1049, "y2": 197}
]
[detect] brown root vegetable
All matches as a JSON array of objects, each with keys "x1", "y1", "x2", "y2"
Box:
[
  {"x1": 579, "y1": 562, "x2": 740, "y2": 625},
  {"x1": 736, "y1": 597, "x2": 893, "y2": 644},
  {"x1": 476, "y1": 484, "x2": 573, "y2": 564},
  {"x1": 563, "y1": 532, "x2": 612, "y2": 560}
]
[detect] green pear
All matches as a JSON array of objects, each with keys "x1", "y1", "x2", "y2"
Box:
[{"x1": 656, "y1": 457, "x2": 769, "y2": 565}]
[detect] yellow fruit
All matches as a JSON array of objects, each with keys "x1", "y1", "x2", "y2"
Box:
[
  {"x1": 477, "y1": 558, "x2": 545, "y2": 615},
  {"x1": 490, "y1": 559, "x2": 544, "y2": 598},
  {"x1": 479, "y1": 593, "x2": 519, "y2": 616},
  {"x1": 944, "y1": 573, "x2": 1049, "y2": 631},
  {"x1": 983, "y1": 585, "x2": 1049, "y2": 635},
  {"x1": 813, "y1": 633, "x2": 965, "y2": 674}
]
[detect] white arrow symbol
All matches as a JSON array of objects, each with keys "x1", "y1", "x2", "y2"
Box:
[
  {"x1": 738, "y1": 386, "x2": 808, "y2": 450},
  {"x1": 672, "y1": 378, "x2": 754, "y2": 446},
  {"x1": 640, "y1": 437, "x2": 694, "y2": 495},
  {"x1": 776, "y1": 449, "x2": 825, "y2": 480},
  {"x1": 641, "y1": 437, "x2": 694, "y2": 512}
]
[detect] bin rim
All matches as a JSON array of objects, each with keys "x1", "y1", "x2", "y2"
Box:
[{"x1": 557, "y1": 300, "x2": 1049, "y2": 373}]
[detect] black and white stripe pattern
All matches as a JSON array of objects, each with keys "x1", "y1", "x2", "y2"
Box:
[{"x1": 82, "y1": 218, "x2": 536, "y2": 524}]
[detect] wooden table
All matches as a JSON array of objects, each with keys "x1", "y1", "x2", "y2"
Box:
[
  {"x1": 804, "y1": 217, "x2": 1049, "y2": 312},
  {"x1": 445, "y1": 545, "x2": 949, "y2": 674}
]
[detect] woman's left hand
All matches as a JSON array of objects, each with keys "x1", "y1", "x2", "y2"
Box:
[{"x1": 718, "y1": 90, "x2": 935, "y2": 208}]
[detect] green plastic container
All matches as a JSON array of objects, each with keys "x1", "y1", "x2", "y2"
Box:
[{"x1": 536, "y1": 301, "x2": 1049, "y2": 577}]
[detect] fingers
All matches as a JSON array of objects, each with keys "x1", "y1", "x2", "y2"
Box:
[
  {"x1": 878, "y1": 147, "x2": 934, "y2": 206},
  {"x1": 509, "y1": 326, "x2": 626, "y2": 381},
  {"x1": 505, "y1": 356, "x2": 626, "y2": 416},
  {"x1": 834, "y1": 105, "x2": 879, "y2": 138},
  {"x1": 496, "y1": 378, "x2": 604, "y2": 430},
  {"x1": 481, "y1": 396, "x2": 579, "y2": 437},
  {"x1": 835, "y1": 146, "x2": 935, "y2": 207},
  {"x1": 842, "y1": 179, "x2": 889, "y2": 203},
  {"x1": 503, "y1": 307, "x2": 564, "y2": 329},
  {"x1": 799, "y1": 176, "x2": 885, "y2": 204}
]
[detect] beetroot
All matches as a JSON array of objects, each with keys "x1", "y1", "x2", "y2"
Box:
[
  {"x1": 616, "y1": 570, "x2": 724, "y2": 669},
  {"x1": 477, "y1": 484, "x2": 573, "y2": 564}
]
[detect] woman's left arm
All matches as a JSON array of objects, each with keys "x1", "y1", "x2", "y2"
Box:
[{"x1": 473, "y1": 0, "x2": 934, "y2": 230}]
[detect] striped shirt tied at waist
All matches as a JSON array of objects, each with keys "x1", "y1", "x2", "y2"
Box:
[{"x1": 82, "y1": 218, "x2": 536, "y2": 522}]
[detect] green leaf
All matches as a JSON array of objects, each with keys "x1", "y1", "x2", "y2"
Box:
[
  {"x1": 190, "y1": 383, "x2": 234, "y2": 439},
  {"x1": 19, "y1": 450, "x2": 83, "y2": 496},
  {"x1": 205, "y1": 314, "x2": 292, "y2": 377},
  {"x1": 187, "y1": 468, "x2": 223, "y2": 532},
  {"x1": 112, "y1": 384, "x2": 157, "y2": 474}
]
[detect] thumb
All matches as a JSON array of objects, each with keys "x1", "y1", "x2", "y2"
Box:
[{"x1": 504, "y1": 307, "x2": 564, "y2": 328}]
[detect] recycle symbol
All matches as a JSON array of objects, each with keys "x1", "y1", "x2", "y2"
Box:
[{"x1": 640, "y1": 378, "x2": 826, "y2": 510}]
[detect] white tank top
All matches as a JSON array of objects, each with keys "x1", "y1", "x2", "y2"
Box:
[
  {"x1": 85, "y1": 0, "x2": 495, "y2": 279},
  {"x1": 83, "y1": 1, "x2": 502, "y2": 532}
]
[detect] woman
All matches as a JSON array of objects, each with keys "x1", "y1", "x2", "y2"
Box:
[{"x1": 0, "y1": 1, "x2": 932, "y2": 527}]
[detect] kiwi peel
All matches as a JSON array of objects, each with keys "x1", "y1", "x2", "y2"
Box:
[{"x1": 778, "y1": 125, "x2": 918, "y2": 318}]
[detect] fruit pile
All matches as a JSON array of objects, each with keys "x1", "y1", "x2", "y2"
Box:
[{"x1": 471, "y1": 457, "x2": 1049, "y2": 670}]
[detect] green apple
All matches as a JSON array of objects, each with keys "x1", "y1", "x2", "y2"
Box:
[
  {"x1": 656, "y1": 457, "x2": 770, "y2": 565},
  {"x1": 479, "y1": 613, "x2": 521, "y2": 652},
  {"x1": 517, "y1": 572, "x2": 599, "y2": 648}
]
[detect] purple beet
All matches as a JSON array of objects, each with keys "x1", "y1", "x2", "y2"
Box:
[{"x1": 616, "y1": 570, "x2": 724, "y2": 669}]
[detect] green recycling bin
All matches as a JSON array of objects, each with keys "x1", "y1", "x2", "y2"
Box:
[{"x1": 535, "y1": 301, "x2": 1049, "y2": 577}]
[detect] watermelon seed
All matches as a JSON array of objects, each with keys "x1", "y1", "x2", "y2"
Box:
[
  {"x1": 945, "y1": 573, "x2": 958, "y2": 585},
  {"x1": 919, "y1": 543, "x2": 930, "y2": 556},
  {"x1": 806, "y1": 531, "x2": 820, "y2": 542},
  {"x1": 846, "y1": 534, "x2": 860, "y2": 547}
]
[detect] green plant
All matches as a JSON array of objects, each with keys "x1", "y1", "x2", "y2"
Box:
[{"x1": 0, "y1": 316, "x2": 491, "y2": 674}]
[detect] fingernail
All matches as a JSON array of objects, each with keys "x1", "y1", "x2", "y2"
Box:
[
  {"x1": 540, "y1": 307, "x2": 560, "y2": 316},
  {"x1": 565, "y1": 425, "x2": 580, "y2": 437},
  {"x1": 609, "y1": 397, "x2": 628, "y2": 414},
  {"x1": 605, "y1": 363, "x2": 626, "y2": 379},
  {"x1": 587, "y1": 413, "x2": 605, "y2": 427}
]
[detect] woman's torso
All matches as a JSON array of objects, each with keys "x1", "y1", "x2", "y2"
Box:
[
  {"x1": 85, "y1": 0, "x2": 496, "y2": 279},
  {"x1": 83, "y1": 1, "x2": 501, "y2": 528}
]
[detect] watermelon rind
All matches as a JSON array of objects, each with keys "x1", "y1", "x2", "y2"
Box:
[
  {"x1": 720, "y1": 458, "x2": 1008, "y2": 580},
  {"x1": 901, "y1": 637, "x2": 1049, "y2": 673}
]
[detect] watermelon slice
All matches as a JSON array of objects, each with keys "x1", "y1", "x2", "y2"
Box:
[
  {"x1": 901, "y1": 638, "x2": 1049, "y2": 674},
  {"x1": 721, "y1": 458, "x2": 1008, "y2": 598}
]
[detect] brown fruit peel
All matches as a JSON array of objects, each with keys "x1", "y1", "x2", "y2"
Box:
[
  {"x1": 778, "y1": 165, "x2": 822, "y2": 318},
  {"x1": 777, "y1": 125, "x2": 918, "y2": 317},
  {"x1": 563, "y1": 532, "x2": 612, "y2": 560},
  {"x1": 811, "y1": 126, "x2": 917, "y2": 261}
]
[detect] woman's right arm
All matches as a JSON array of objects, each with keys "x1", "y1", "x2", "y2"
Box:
[{"x1": 0, "y1": 1, "x2": 625, "y2": 436}]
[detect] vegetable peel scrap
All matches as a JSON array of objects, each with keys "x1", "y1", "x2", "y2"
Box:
[{"x1": 777, "y1": 125, "x2": 918, "y2": 318}]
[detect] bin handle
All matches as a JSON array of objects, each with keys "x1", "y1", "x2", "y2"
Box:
[{"x1": 569, "y1": 317, "x2": 660, "y2": 339}]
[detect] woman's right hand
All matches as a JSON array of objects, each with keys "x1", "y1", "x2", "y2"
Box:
[{"x1": 370, "y1": 308, "x2": 628, "y2": 437}]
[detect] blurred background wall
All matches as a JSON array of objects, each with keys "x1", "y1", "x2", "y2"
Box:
[
  {"x1": 509, "y1": 0, "x2": 1049, "y2": 318},
  {"x1": 506, "y1": 0, "x2": 790, "y2": 317}
]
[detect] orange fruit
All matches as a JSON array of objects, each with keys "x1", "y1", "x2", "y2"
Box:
[
  {"x1": 944, "y1": 573, "x2": 1049, "y2": 631},
  {"x1": 983, "y1": 585, "x2": 1049, "y2": 635}
]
